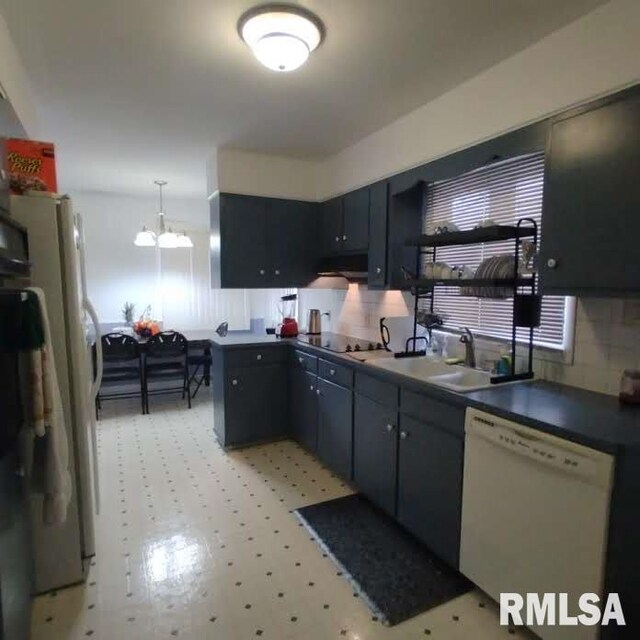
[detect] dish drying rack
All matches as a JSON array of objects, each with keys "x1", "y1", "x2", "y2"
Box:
[{"x1": 403, "y1": 218, "x2": 540, "y2": 384}]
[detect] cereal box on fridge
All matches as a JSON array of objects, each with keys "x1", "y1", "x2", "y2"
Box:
[{"x1": 6, "y1": 139, "x2": 58, "y2": 194}]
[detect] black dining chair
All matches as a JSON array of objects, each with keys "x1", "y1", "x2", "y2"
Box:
[
  {"x1": 96, "y1": 332, "x2": 144, "y2": 417},
  {"x1": 187, "y1": 346, "x2": 213, "y2": 400},
  {"x1": 142, "y1": 331, "x2": 191, "y2": 414}
]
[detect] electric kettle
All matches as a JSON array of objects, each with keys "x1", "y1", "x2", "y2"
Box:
[{"x1": 307, "y1": 309, "x2": 322, "y2": 335}]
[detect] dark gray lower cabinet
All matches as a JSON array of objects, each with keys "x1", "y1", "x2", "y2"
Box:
[
  {"x1": 353, "y1": 394, "x2": 397, "y2": 515},
  {"x1": 213, "y1": 347, "x2": 289, "y2": 448},
  {"x1": 0, "y1": 452, "x2": 33, "y2": 640},
  {"x1": 317, "y1": 378, "x2": 353, "y2": 480},
  {"x1": 290, "y1": 368, "x2": 318, "y2": 453},
  {"x1": 224, "y1": 364, "x2": 288, "y2": 446},
  {"x1": 397, "y1": 415, "x2": 464, "y2": 568}
]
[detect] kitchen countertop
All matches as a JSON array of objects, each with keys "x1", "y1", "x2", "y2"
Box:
[
  {"x1": 205, "y1": 331, "x2": 291, "y2": 347},
  {"x1": 465, "y1": 381, "x2": 640, "y2": 454},
  {"x1": 210, "y1": 333, "x2": 640, "y2": 454}
]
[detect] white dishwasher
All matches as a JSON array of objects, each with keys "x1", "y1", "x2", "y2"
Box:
[{"x1": 460, "y1": 408, "x2": 615, "y2": 640}]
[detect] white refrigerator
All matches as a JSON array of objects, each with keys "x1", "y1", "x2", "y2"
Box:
[{"x1": 11, "y1": 194, "x2": 102, "y2": 593}]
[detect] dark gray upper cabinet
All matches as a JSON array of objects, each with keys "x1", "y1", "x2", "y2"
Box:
[
  {"x1": 321, "y1": 197, "x2": 343, "y2": 255},
  {"x1": 368, "y1": 181, "x2": 389, "y2": 288},
  {"x1": 290, "y1": 368, "x2": 318, "y2": 453},
  {"x1": 210, "y1": 192, "x2": 320, "y2": 289},
  {"x1": 342, "y1": 188, "x2": 370, "y2": 252},
  {"x1": 397, "y1": 409, "x2": 464, "y2": 569},
  {"x1": 317, "y1": 378, "x2": 353, "y2": 480},
  {"x1": 320, "y1": 189, "x2": 370, "y2": 256},
  {"x1": 540, "y1": 86, "x2": 640, "y2": 295},
  {"x1": 267, "y1": 198, "x2": 319, "y2": 285},
  {"x1": 353, "y1": 394, "x2": 397, "y2": 515}
]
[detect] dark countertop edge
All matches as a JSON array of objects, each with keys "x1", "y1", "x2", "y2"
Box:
[{"x1": 211, "y1": 336, "x2": 640, "y2": 454}]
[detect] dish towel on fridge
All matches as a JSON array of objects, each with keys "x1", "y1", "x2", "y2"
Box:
[{"x1": 26, "y1": 287, "x2": 72, "y2": 525}]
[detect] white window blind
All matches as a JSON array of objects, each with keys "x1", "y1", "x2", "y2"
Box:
[{"x1": 422, "y1": 151, "x2": 567, "y2": 349}]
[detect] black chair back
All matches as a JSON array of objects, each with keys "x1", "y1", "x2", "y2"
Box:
[
  {"x1": 102, "y1": 332, "x2": 139, "y2": 361},
  {"x1": 145, "y1": 331, "x2": 188, "y2": 359}
]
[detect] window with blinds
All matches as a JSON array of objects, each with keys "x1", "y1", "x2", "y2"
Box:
[{"x1": 422, "y1": 151, "x2": 567, "y2": 349}]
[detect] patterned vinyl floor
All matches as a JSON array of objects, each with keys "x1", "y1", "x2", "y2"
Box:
[{"x1": 30, "y1": 391, "x2": 534, "y2": 639}]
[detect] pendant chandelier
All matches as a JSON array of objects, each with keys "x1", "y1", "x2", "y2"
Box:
[{"x1": 134, "y1": 180, "x2": 193, "y2": 248}]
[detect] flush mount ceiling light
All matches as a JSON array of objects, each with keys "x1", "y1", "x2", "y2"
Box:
[
  {"x1": 134, "y1": 180, "x2": 193, "y2": 249},
  {"x1": 238, "y1": 4, "x2": 324, "y2": 72}
]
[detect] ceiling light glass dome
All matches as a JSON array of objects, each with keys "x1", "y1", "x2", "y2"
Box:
[{"x1": 239, "y1": 5, "x2": 324, "y2": 72}]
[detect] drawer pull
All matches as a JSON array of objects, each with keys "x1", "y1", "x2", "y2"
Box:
[
  {"x1": 400, "y1": 431, "x2": 409, "y2": 439},
  {"x1": 231, "y1": 379, "x2": 238, "y2": 386},
  {"x1": 309, "y1": 385, "x2": 314, "y2": 391},
  {"x1": 316, "y1": 389, "x2": 321, "y2": 396},
  {"x1": 376, "y1": 267, "x2": 382, "y2": 275},
  {"x1": 298, "y1": 357, "x2": 303, "y2": 364},
  {"x1": 256, "y1": 354, "x2": 262, "y2": 361},
  {"x1": 330, "y1": 368, "x2": 336, "y2": 376},
  {"x1": 386, "y1": 424, "x2": 395, "y2": 433}
]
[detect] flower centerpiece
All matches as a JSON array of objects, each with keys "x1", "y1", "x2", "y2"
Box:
[{"x1": 133, "y1": 305, "x2": 160, "y2": 338}]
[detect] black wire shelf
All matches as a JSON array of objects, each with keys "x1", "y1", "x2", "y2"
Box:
[
  {"x1": 406, "y1": 277, "x2": 535, "y2": 289},
  {"x1": 407, "y1": 224, "x2": 537, "y2": 248}
]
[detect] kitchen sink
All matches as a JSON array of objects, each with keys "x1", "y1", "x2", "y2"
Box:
[
  {"x1": 369, "y1": 356, "x2": 500, "y2": 392},
  {"x1": 368, "y1": 356, "x2": 453, "y2": 379},
  {"x1": 425, "y1": 369, "x2": 493, "y2": 392}
]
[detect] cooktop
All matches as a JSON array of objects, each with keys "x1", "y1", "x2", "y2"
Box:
[{"x1": 296, "y1": 332, "x2": 385, "y2": 354}]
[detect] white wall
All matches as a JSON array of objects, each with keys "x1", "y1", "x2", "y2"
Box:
[
  {"x1": 215, "y1": 148, "x2": 319, "y2": 201},
  {"x1": 74, "y1": 190, "x2": 209, "y2": 323},
  {"x1": 317, "y1": 0, "x2": 640, "y2": 197},
  {"x1": 0, "y1": 11, "x2": 39, "y2": 136}
]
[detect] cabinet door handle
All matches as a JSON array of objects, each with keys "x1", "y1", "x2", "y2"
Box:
[
  {"x1": 274, "y1": 269, "x2": 280, "y2": 276},
  {"x1": 547, "y1": 258, "x2": 558, "y2": 269},
  {"x1": 376, "y1": 267, "x2": 382, "y2": 275},
  {"x1": 298, "y1": 357, "x2": 303, "y2": 364},
  {"x1": 342, "y1": 235, "x2": 347, "y2": 241},
  {"x1": 316, "y1": 389, "x2": 321, "y2": 396},
  {"x1": 329, "y1": 368, "x2": 336, "y2": 376},
  {"x1": 256, "y1": 354, "x2": 262, "y2": 361},
  {"x1": 309, "y1": 385, "x2": 314, "y2": 391},
  {"x1": 400, "y1": 430, "x2": 409, "y2": 439},
  {"x1": 259, "y1": 268, "x2": 265, "y2": 275},
  {"x1": 231, "y1": 379, "x2": 238, "y2": 386},
  {"x1": 386, "y1": 424, "x2": 395, "y2": 433},
  {"x1": 335, "y1": 236, "x2": 340, "y2": 242}
]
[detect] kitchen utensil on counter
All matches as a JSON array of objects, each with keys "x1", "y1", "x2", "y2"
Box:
[
  {"x1": 215, "y1": 321, "x2": 228, "y2": 337},
  {"x1": 307, "y1": 309, "x2": 322, "y2": 335},
  {"x1": 379, "y1": 316, "x2": 427, "y2": 353}
]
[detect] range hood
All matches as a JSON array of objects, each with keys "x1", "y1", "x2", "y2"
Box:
[{"x1": 317, "y1": 254, "x2": 368, "y2": 282}]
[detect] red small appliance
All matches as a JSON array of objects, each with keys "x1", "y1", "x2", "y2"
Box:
[{"x1": 278, "y1": 294, "x2": 299, "y2": 337}]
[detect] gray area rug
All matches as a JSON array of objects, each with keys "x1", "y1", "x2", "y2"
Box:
[{"x1": 295, "y1": 493, "x2": 472, "y2": 626}]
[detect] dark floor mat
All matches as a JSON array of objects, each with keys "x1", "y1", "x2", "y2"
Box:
[{"x1": 295, "y1": 493, "x2": 473, "y2": 626}]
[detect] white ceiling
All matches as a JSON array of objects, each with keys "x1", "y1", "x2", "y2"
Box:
[{"x1": 0, "y1": 0, "x2": 606, "y2": 198}]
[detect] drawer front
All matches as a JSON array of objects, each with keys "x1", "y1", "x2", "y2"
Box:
[
  {"x1": 400, "y1": 389, "x2": 464, "y2": 437},
  {"x1": 318, "y1": 359, "x2": 353, "y2": 388},
  {"x1": 225, "y1": 346, "x2": 288, "y2": 368},
  {"x1": 355, "y1": 372, "x2": 398, "y2": 408},
  {"x1": 292, "y1": 349, "x2": 318, "y2": 374}
]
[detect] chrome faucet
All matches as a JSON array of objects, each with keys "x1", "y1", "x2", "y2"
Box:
[{"x1": 460, "y1": 327, "x2": 476, "y2": 368}]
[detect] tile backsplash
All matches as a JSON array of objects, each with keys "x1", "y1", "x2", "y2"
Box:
[{"x1": 298, "y1": 285, "x2": 640, "y2": 397}]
